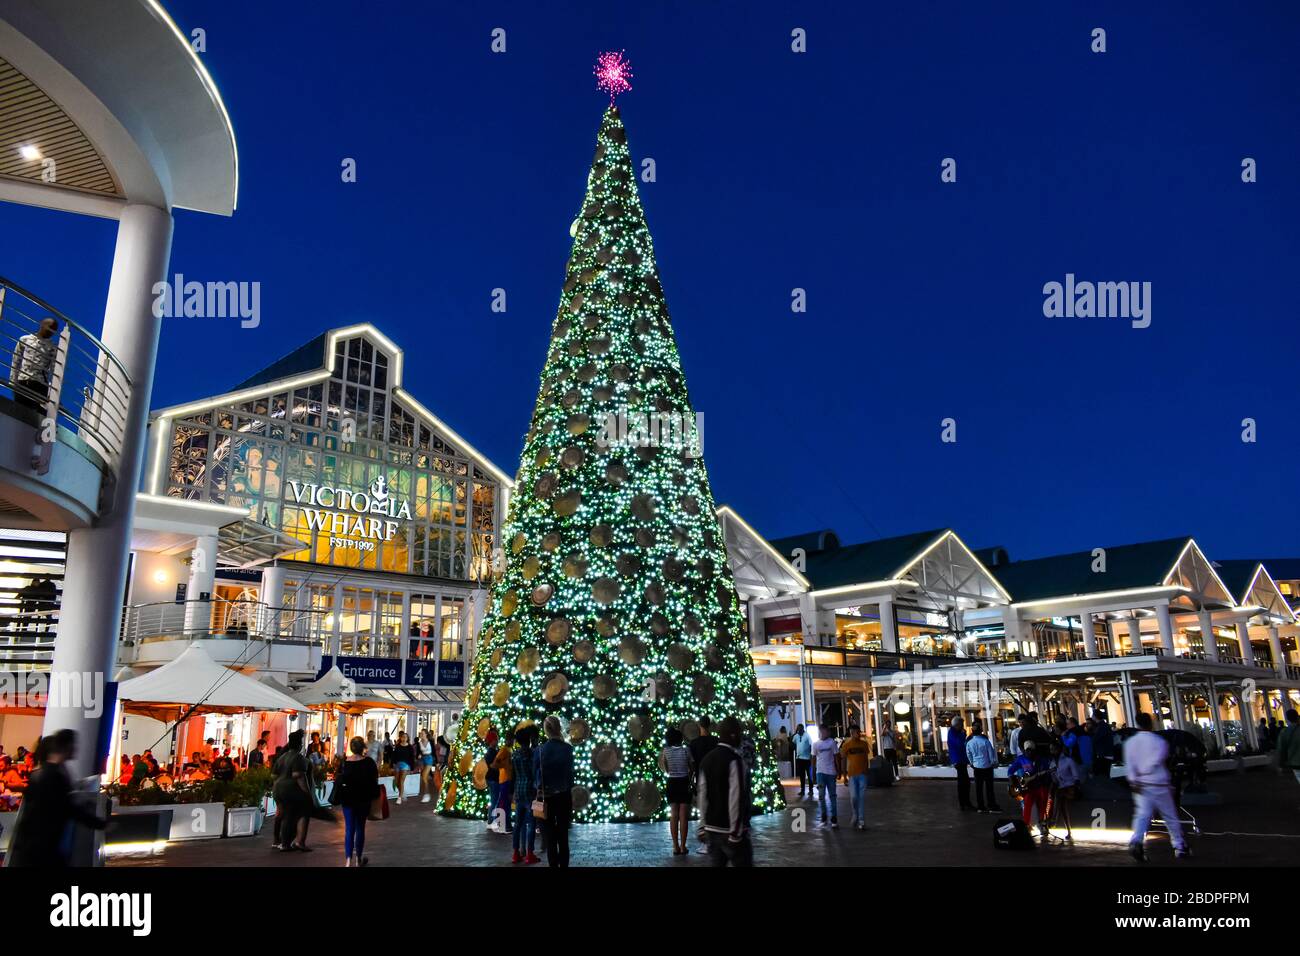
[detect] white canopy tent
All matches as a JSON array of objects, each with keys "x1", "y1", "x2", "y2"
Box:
[
  {"x1": 117, "y1": 643, "x2": 304, "y2": 720},
  {"x1": 291, "y1": 665, "x2": 409, "y2": 759}
]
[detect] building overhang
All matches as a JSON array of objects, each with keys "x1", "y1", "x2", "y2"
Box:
[{"x1": 0, "y1": 0, "x2": 237, "y2": 217}]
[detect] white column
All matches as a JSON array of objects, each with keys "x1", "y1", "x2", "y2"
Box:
[
  {"x1": 182, "y1": 533, "x2": 219, "y2": 633},
  {"x1": 1120, "y1": 671, "x2": 1137, "y2": 727},
  {"x1": 878, "y1": 597, "x2": 898, "y2": 653},
  {"x1": 44, "y1": 204, "x2": 173, "y2": 781},
  {"x1": 870, "y1": 681, "x2": 884, "y2": 752},
  {"x1": 1199, "y1": 609, "x2": 1218, "y2": 661},
  {"x1": 1235, "y1": 619, "x2": 1255, "y2": 667},
  {"x1": 1207, "y1": 676, "x2": 1226, "y2": 751},
  {"x1": 1078, "y1": 608, "x2": 1098, "y2": 659},
  {"x1": 1268, "y1": 626, "x2": 1285, "y2": 673},
  {"x1": 1168, "y1": 675, "x2": 1186, "y2": 730},
  {"x1": 798, "y1": 647, "x2": 819, "y2": 730},
  {"x1": 1155, "y1": 602, "x2": 1176, "y2": 656},
  {"x1": 1240, "y1": 689, "x2": 1259, "y2": 749},
  {"x1": 797, "y1": 592, "x2": 818, "y2": 647},
  {"x1": 1126, "y1": 617, "x2": 1142, "y2": 656},
  {"x1": 259, "y1": 564, "x2": 286, "y2": 637},
  {"x1": 1002, "y1": 606, "x2": 1029, "y2": 660}
]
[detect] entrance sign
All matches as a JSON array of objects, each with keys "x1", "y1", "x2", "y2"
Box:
[{"x1": 321, "y1": 655, "x2": 402, "y2": 686}]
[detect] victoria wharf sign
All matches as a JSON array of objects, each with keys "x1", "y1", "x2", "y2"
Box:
[{"x1": 287, "y1": 475, "x2": 411, "y2": 552}]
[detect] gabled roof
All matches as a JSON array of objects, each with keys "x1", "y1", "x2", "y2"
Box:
[
  {"x1": 994, "y1": 536, "x2": 1235, "y2": 606},
  {"x1": 148, "y1": 323, "x2": 511, "y2": 487},
  {"x1": 1242, "y1": 558, "x2": 1300, "y2": 581},
  {"x1": 1214, "y1": 560, "x2": 1296, "y2": 621},
  {"x1": 716, "y1": 506, "x2": 811, "y2": 597},
  {"x1": 1212, "y1": 559, "x2": 1261, "y2": 603},
  {"x1": 797, "y1": 528, "x2": 951, "y2": 591},
  {"x1": 767, "y1": 529, "x2": 840, "y2": 558}
]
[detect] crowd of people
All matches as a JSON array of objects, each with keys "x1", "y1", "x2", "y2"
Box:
[
  {"x1": 467, "y1": 714, "x2": 761, "y2": 867},
  {"x1": 0, "y1": 746, "x2": 36, "y2": 810}
]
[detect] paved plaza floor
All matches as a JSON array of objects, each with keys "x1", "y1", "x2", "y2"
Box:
[{"x1": 112, "y1": 769, "x2": 1300, "y2": 868}]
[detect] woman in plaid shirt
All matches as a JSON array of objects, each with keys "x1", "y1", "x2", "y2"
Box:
[{"x1": 510, "y1": 725, "x2": 541, "y2": 864}]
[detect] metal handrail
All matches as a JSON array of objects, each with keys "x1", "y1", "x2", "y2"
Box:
[
  {"x1": 0, "y1": 275, "x2": 134, "y2": 473},
  {"x1": 118, "y1": 598, "x2": 332, "y2": 647}
]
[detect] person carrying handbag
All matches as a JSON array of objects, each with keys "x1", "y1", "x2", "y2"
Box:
[
  {"x1": 533, "y1": 716, "x2": 574, "y2": 867},
  {"x1": 332, "y1": 736, "x2": 380, "y2": 867}
]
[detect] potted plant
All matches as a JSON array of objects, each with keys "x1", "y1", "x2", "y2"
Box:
[{"x1": 223, "y1": 766, "x2": 273, "y2": 837}]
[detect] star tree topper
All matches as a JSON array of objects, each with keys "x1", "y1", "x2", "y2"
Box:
[{"x1": 594, "y1": 50, "x2": 632, "y2": 102}]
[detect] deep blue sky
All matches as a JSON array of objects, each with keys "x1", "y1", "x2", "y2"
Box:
[{"x1": 7, "y1": 1, "x2": 1299, "y2": 562}]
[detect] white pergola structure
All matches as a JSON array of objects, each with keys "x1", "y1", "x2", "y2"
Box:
[{"x1": 1, "y1": 1, "x2": 238, "y2": 777}]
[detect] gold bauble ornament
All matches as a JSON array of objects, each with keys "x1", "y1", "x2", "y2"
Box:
[
  {"x1": 592, "y1": 743, "x2": 622, "y2": 774},
  {"x1": 546, "y1": 618, "x2": 572, "y2": 645},
  {"x1": 624, "y1": 779, "x2": 660, "y2": 817},
  {"x1": 553, "y1": 489, "x2": 581, "y2": 517},
  {"x1": 592, "y1": 577, "x2": 621, "y2": 605},
  {"x1": 543, "y1": 672, "x2": 569, "y2": 703}
]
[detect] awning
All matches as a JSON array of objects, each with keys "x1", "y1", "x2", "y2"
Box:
[
  {"x1": 217, "y1": 518, "x2": 304, "y2": 567},
  {"x1": 117, "y1": 643, "x2": 304, "y2": 720},
  {"x1": 291, "y1": 666, "x2": 410, "y2": 714}
]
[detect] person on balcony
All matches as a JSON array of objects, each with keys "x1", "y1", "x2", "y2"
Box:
[{"x1": 9, "y1": 316, "x2": 59, "y2": 411}]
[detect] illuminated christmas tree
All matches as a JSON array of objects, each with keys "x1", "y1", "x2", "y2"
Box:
[{"x1": 440, "y1": 54, "x2": 783, "y2": 822}]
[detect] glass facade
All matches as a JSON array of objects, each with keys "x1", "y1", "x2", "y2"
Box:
[
  {"x1": 160, "y1": 334, "x2": 501, "y2": 580},
  {"x1": 151, "y1": 329, "x2": 504, "y2": 694}
]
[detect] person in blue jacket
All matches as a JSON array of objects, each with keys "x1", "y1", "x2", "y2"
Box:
[
  {"x1": 964, "y1": 718, "x2": 1001, "y2": 813},
  {"x1": 947, "y1": 717, "x2": 973, "y2": 811},
  {"x1": 1008, "y1": 740, "x2": 1052, "y2": 838}
]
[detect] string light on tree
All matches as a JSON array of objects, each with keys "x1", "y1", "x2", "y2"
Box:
[
  {"x1": 437, "y1": 56, "x2": 783, "y2": 824},
  {"x1": 594, "y1": 50, "x2": 633, "y2": 101}
]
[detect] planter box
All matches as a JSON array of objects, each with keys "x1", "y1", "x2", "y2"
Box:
[
  {"x1": 225, "y1": 806, "x2": 262, "y2": 838},
  {"x1": 113, "y1": 801, "x2": 225, "y2": 841},
  {"x1": 376, "y1": 774, "x2": 423, "y2": 799}
]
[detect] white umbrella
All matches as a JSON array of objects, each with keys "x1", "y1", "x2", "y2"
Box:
[{"x1": 117, "y1": 643, "x2": 304, "y2": 720}]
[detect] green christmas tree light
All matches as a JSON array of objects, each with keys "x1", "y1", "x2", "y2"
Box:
[{"x1": 438, "y1": 56, "x2": 784, "y2": 823}]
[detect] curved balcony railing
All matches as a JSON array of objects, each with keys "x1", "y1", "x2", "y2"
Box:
[
  {"x1": 0, "y1": 276, "x2": 132, "y2": 474},
  {"x1": 119, "y1": 599, "x2": 332, "y2": 649}
]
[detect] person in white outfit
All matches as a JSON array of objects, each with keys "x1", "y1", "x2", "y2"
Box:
[{"x1": 1125, "y1": 712, "x2": 1189, "y2": 862}]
